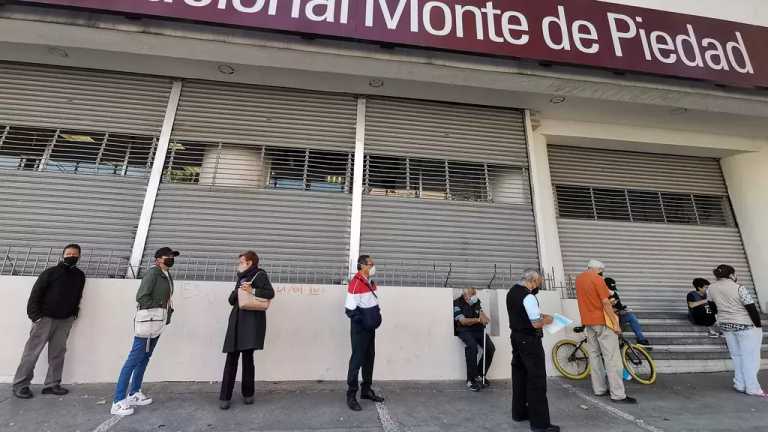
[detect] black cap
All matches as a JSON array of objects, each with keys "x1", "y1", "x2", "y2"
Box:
[{"x1": 154, "y1": 247, "x2": 180, "y2": 259}]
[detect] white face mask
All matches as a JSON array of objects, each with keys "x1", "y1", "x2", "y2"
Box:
[
  {"x1": 368, "y1": 266, "x2": 376, "y2": 277},
  {"x1": 469, "y1": 295, "x2": 479, "y2": 305}
]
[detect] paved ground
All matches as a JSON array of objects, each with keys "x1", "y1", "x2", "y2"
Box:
[{"x1": 2, "y1": 372, "x2": 768, "y2": 432}]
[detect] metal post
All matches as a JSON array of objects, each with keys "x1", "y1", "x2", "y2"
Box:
[
  {"x1": 210, "y1": 142, "x2": 223, "y2": 188},
  {"x1": 38, "y1": 129, "x2": 59, "y2": 172},
  {"x1": 589, "y1": 187, "x2": 598, "y2": 220},
  {"x1": 659, "y1": 192, "x2": 668, "y2": 223},
  {"x1": 0, "y1": 246, "x2": 10, "y2": 274},
  {"x1": 121, "y1": 143, "x2": 132, "y2": 177},
  {"x1": 691, "y1": 193, "x2": 702, "y2": 225},
  {"x1": 348, "y1": 97, "x2": 366, "y2": 277},
  {"x1": 444, "y1": 160, "x2": 451, "y2": 199},
  {"x1": 127, "y1": 80, "x2": 183, "y2": 278},
  {"x1": 94, "y1": 132, "x2": 108, "y2": 175},
  {"x1": 484, "y1": 162, "x2": 492, "y2": 202},
  {"x1": 625, "y1": 188, "x2": 633, "y2": 222},
  {"x1": 0, "y1": 125, "x2": 9, "y2": 150},
  {"x1": 303, "y1": 148, "x2": 310, "y2": 190}
]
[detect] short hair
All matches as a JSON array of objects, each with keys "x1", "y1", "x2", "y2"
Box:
[
  {"x1": 604, "y1": 277, "x2": 617, "y2": 290},
  {"x1": 238, "y1": 250, "x2": 259, "y2": 268},
  {"x1": 357, "y1": 255, "x2": 371, "y2": 271},
  {"x1": 63, "y1": 244, "x2": 81, "y2": 255},
  {"x1": 587, "y1": 259, "x2": 605, "y2": 269},
  {"x1": 519, "y1": 268, "x2": 542, "y2": 284},
  {"x1": 693, "y1": 278, "x2": 710, "y2": 289},
  {"x1": 713, "y1": 264, "x2": 735, "y2": 280}
]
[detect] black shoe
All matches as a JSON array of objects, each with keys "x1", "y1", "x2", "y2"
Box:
[
  {"x1": 612, "y1": 396, "x2": 637, "y2": 404},
  {"x1": 361, "y1": 390, "x2": 385, "y2": 402},
  {"x1": 469, "y1": 381, "x2": 482, "y2": 392},
  {"x1": 219, "y1": 400, "x2": 231, "y2": 410},
  {"x1": 480, "y1": 378, "x2": 491, "y2": 388},
  {"x1": 347, "y1": 396, "x2": 362, "y2": 411},
  {"x1": 243, "y1": 396, "x2": 254, "y2": 405},
  {"x1": 512, "y1": 414, "x2": 529, "y2": 422},
  {"x1": 41, "y1": 385, "x2": 69, "y2": 396},
  {"x1": 13, "y1": 387, "x2": 33, "y2": 399},
  {"x1": 637, "y1": 340, "x2": 651, "y2": 347},
  {"x1": 531, "y1": 425, "x2": 560, "y2": 432}
]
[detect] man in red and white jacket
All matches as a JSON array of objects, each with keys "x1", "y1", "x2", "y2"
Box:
[{"x1": 345, "y1": 254, "x2": 384, "y2": 411}]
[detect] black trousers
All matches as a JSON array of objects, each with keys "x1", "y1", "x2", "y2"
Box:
[
  {"x1": 219, "y1": 349, "x2": 255, "y2": 401},
  {"x1": 511, "y1": 332, "x2": 551, "y2": 429},
  {"x1": 457, "y1": 330, "x2": 495, "y2": 382},
  {"x1": 347, "y1": 323, "x2": 375, "y2": 395}
]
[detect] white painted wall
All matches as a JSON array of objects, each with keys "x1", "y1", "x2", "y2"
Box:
[
  {"x1": 0, "y1": 277, "x2": 564, "y2": 384},
  {"x1": 721, "y1": 149, "x2": 768, "y2": 310}
]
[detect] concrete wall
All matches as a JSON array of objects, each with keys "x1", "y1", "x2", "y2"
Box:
[
  {"x1": 0, "y1": 276, "x2": 564, "y2": 384},
  {"x1": 721, "y1": 149, "x2": 768, "y2": 310}
]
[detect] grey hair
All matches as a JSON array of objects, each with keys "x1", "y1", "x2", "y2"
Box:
[{"x1": 518, "y1": 268, "x2": 542, "y2": 285}]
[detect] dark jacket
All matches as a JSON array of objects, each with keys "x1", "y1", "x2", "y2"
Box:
[
  {"x1": 453, "y1": 296, "x2": 485, "y2": 335},
  {"x1": 136, "y1": 266, "x2": 174, "y2": 310},
  {"x1": 27, "y1": 262, "x2": 86, "y2": 322},
  {"x1": 506, "y1": 284, "x2": 541, "y2": 337},
  {"x1": 222, "y1": 266, "x2": 275, "y2": 353}
]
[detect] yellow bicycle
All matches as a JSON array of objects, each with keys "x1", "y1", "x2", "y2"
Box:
[{"x1": 552, "y1": 326, "x2": 657, "y2": 385}]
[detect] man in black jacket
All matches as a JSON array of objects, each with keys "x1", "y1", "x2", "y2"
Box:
[
  {"x1": 12, "y1": 244, "x2": 85, "y2": 399},
  {"x1": 507, "y1": 269, "x2": 559, "y2": 432}
]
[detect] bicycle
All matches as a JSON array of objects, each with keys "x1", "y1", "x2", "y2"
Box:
[{"x1": 552, "y1": 326, "x2": 657, "y2": 385}]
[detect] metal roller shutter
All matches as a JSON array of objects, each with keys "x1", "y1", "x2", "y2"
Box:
[
  {"x1": 549, "y1": 145, "x2": 757, "y2": 311},
  {"x1": 0, "y1": 63, "x2": 173, "y2": 277},
  {"x1": 360, "y1": 97, "x2": 538, "y2": 288},
  {"x1": 143, "y1": 81, "x2": 357, "y2": 282}
]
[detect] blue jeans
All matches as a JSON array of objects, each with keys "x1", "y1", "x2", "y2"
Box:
[
  {"x1": 113, "y1": 336, "x2": 159, "y2": 403},
  {"x1": 619, "y1": 312, "x2": 646, "y2": 341}
]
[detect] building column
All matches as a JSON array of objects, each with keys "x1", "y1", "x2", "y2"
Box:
[
  {"x1": 126, "y1": 80, "x2": 183, "y2": 278},
  {"x1": 525, "y1": 112, "x2": 565, "y2": 288},
  {"x1": 347, "y1": 97, "x2": 366, "y2": 277},
  {"x1": 721, "y1": 146, "x2": 768, "y2": 310}
]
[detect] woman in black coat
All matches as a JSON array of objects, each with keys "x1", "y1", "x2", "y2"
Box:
[{"x1": 219, "y1": 250, "x2": 275, "y2": 410}]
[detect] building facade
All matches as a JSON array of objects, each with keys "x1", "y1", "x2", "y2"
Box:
[{"x1": 1, "y1": 0, "x2": 767, "y2": 383}]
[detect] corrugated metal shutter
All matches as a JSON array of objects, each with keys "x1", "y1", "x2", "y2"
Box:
[
  {"x1": 360, "y1": 97, "x2": 538, "y2": 288},
  {"x1": 550, "y1": 145, "x2": 757, "y2": 311},
  {"x1": 170, "y1": 80, "x2": 357, "y2": 151},
  {"x1": 0, "y1": 62, "x2": 172, "y2": 277},
  {"x1": 143, "y1": 81, "x2": 357, "y2": 282},
  {"x1": 0, "y1": 63, "x2": 171, "y2": 134}
]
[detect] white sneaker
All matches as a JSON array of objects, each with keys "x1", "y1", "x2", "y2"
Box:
[
  {"x1": 127, "y1": 391, "x2": 153, "y2": 406},
  {"x1": 111, "y1": 400, "x2": 135, "y2": 416}
]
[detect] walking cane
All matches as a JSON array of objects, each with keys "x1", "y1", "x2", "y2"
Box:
[{"x1": 482, "y1": 265, "x2": 497, "y2": 386}]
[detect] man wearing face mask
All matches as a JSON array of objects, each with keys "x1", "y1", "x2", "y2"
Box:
[
  {"x1": 12, "y1": 244, "x2": 85, "y2": 399},
  {"x1": 454, "y1": 287, "x2": 495, "y2": 392},
  {"x1": 111, "y1": 247, "x2": 179, "y2": 416},
  {"x1": 507, "y1": 269, "x2": 559, "y2": 432},
  {"x1": 345, "y1": 255, "x2": 384, "y2": 411}
]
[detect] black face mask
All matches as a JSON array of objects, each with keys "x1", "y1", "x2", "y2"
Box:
[
  {"x1": 163, "y1": 257, "x2": 175, "y2": 268},
  {"x1": 63, "y1": 256, "x2": 79, "y2": 267},
  {"x1": 531, "y1": 288, "x2": 540, "y2": 296},
  {"x1": 598, "y1": 272, "x2": 604, "y2": 277}
]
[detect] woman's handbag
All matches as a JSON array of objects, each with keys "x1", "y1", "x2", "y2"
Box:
[
  {"x1": 134, "y1": 307, "x2": 167, "y2": 338},
  {"x1": 237, "y1": 271, "x2": 271, "y2": 311}
]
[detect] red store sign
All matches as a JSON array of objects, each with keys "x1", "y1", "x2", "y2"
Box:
[{"x1": 19, "y1": 0, "x2": 768, "y2": 88}]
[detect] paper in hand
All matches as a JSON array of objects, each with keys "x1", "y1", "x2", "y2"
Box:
[{"x1": 544, "y1": 313, "x2": 574, "y2": 335}]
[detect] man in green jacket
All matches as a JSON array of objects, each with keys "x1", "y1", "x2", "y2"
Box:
[{"x1": 111, "y1": 247, "x2": 179, "y2": 416}]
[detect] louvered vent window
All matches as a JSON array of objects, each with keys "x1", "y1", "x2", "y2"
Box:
[
  {"x1": 555, "y1": 184, "x2": 732, "y2": 227},
  {"x1": 0, "y1": 125, "x2": 157, "y2": 177},
  {"x1": 365, "y1": 154, "x2": 525, "y2": 204},
  {"x1": 163, "y1": 140, "x2": 352, "y2": 192}
]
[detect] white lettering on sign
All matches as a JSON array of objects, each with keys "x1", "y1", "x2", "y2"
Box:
[{"x1": 82, "y1": 0, "x2": 766, "y2": 83}]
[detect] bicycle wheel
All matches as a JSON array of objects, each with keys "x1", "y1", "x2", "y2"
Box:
[
  {"x1": 622, "y1": 343, "x2": 656, "y2": 384},
  {"x1": 552, "y1": 340, "x2": 591, "y2": 380}
]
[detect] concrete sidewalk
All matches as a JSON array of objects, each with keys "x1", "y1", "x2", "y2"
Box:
[{"x1": 1, "y1": 372, "x2": 767, "y2": 432}]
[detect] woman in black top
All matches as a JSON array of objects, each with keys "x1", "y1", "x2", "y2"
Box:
[{"x1": 219, "y1": 251, "x2": 275, "y2": 410}]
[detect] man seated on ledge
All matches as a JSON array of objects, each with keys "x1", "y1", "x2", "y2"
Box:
[{"x1": 454, "y1": 287, "x2": 495, "y2": 392}]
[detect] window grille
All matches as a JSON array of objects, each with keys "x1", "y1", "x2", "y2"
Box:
[
  {"x1": 555, "y1": 183, "x2": 731, "y2": 227},
  {"x1": 0, "y1": 125, "x2": 156, "y2": 177}
]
